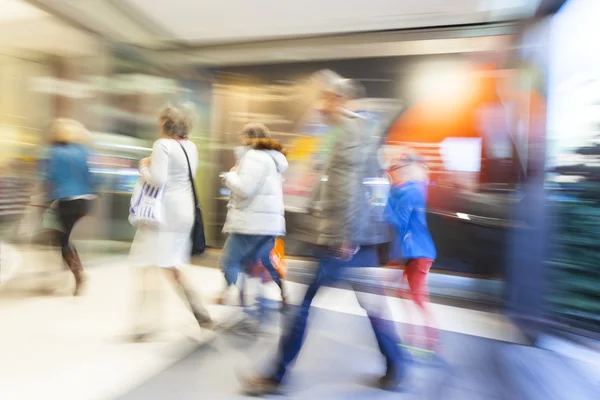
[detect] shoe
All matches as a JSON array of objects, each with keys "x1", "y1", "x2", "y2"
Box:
[
  {"x1": 377, "y1": 368, "x2": 407, "y2": 392},
  {"x1": 129, "y1": 332, "x2": 154, "y2": 343},
  {"x1": 194, "y1": 312, "x2": 214, "y2": 330},
  {"x1": 426, "y1": 338, "x2": 443, "y2": 355},
  {"x1": 425, "y1": 327, "x2": 443, "y2": 353},
  {"x1": 242, "y1": 376, "x2": 281, "y2": 397},
  {"x1": 280, "y1": 295, "x2": 290, "y2": 312}
]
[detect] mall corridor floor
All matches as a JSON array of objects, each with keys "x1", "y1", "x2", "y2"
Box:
[
  {"x1": 120, "y1": 303, "x2": 599, "y2": 400},
  {"x1": 0, "y1": 256, "x2": 598, "y2": 399}
]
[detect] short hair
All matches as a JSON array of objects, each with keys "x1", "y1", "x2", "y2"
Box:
[
  {"x1": 329, "y1": 78, "x2": 363, "y2": 100},
  {"x1": 389, "y1": 150, "x2": 428, "y2": 169},
  {"x1": 314, "y1": 70, "x2": 363, "y2": 100},
  {"x1": 160, "y1": 106, "x2": 192, "y2": 139},
  {"x1": 313, "y1": 69, "x2": 342, "y2": 87},
  {"x1": 242, "y1": 122, "x2": 271, "y2": 139},
  {"x1": 49, "y1": 119, "x2": 90, "y2": 144}
]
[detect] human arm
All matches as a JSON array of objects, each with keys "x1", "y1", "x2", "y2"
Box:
[
  {"x1": 40, "y1": 152, "x2": 55, "y2": 204},
  {"x1": 84, "y1": 148, "x2": 104, "y2": 194},
  {"x1": 222, "y1": 152, "x2": 267, "y2": 199},
  {"x1": 329, "y1": 118, "x2": 363, "y2": 244},
  {"x1": 139, "y1": 140, "x2": 168, "y2": 187},
  {"x1": 384, "y1": 189, "x2": 415, "y2": 238}
]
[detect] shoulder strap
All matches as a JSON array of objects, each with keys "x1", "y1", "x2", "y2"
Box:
[{"x1": 176, "y1": 141, "x2": 199, "y2": 208}]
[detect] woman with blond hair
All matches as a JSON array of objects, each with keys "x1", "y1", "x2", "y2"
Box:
[{"x1": 44, "y1": 118, "x2": 96, "y2": 296}]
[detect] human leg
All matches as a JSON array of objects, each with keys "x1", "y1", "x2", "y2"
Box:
[
  {"x1": 165, "y1": 267, "x2": 213, "y2": 328},
  {"x1": 217, "y1": 234, "x2": 249, "y2": 304},
  {"x1": 256, "y1": 237, "x2": 288, "y2": 308},
  {"x1": 130, "y1": 267, "x2": 162, "y2": 341},
  {"x1": 405, "y1": 258, "x2": 439, "y2": 349},
  {"x1": 346, "y1": 245, "x2": 409, "y2": 391},
  {"x1": 56, "y1": 199, "x2": 90, "y2": 295},
  {"x1": 243, "y1": 256, "x2": 343, "y2": 395},
  {"x1": 353, "y1": 276, "x2": 408, "y2": 390}
]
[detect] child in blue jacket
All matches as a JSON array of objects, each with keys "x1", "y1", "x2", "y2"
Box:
[{"x1": 384, "y1": 151, "x2": 440, "y2": 351}]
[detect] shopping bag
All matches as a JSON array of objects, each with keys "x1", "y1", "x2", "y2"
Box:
[
  {"x1": 0, "y1": 241, "x2": 22, "y2": 284},
  {"x1": 16, "y1": 205, "x2": 45, "y2": 242},
  {"x1": 129, "y1": 178, "x2": 163, "y2": 227},
  {"x1": 248, "y1": 238, "x2": 287, "y2": 282},
  {"x1": 271, "y1": 238, "x2": 287, "y2": 279},
  {"x1": 41, "y1": 207, "x2": 63, "y2": 232}
]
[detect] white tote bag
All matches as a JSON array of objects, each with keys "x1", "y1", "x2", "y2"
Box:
[{"x1": 129, "y1": 178, "x2": 163, "y2": 227}]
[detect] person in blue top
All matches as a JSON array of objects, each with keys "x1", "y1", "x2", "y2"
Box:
[
  {"x1": 44, "y1": 119, "x2": 96, "y2": 296},
  {"x1": 384, "y1": 150, "x2": 440, "y2": 351}
]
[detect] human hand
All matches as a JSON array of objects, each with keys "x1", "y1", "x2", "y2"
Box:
[
  {"x1": 384, "y1": 260, "x2": 405, "y2": 269},
  {"x1": 139, "y1": 157, "x2": 151, "y2": 168},
  {"x1": 332, "y1": 241, "x2": 359, "y2": 260}
]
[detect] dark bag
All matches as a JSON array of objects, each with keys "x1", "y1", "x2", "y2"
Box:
[{"x1": 177, "y1": 141, "x2": 206, "y2": 256}]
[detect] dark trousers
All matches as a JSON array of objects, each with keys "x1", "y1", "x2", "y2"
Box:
[
  {"x1": 56, "y1": 198, "x2": 91, "y2": 260},
  {"x1": 271, "y1": 246, "x2": 406, "y2": 383}
]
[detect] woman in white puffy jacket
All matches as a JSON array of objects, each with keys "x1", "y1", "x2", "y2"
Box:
[{"x1": 217, "y1": 123, "x2": 288, "y2": 307}]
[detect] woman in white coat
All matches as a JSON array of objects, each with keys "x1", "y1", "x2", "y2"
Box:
[
  {"x1": 129, "y1": 106, "x2": 212, "y2": 340},
  {"x1": 217, "y1": 123, "x2": 288, "y2": 307}
]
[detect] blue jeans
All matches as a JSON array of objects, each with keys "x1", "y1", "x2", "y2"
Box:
[
  {"x1": 220, "y1": 234, "x2": 281, "y2": 287},
  {"x1": 271, "y1": 245, "x2": 407, "y2": 383}
]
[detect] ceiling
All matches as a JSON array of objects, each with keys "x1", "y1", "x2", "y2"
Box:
[
  {"x1": 0, "y1": 0, "x2": 46, "y2": 22},
  {"x1": 25, "y1": 0, "x2": 541, "y2": 47},
  {"x1": 0, "y1": 0, "x2": 543, "y2": 63},
  {"x1": 164, "y1": 28, "x2": 515, "y2": 67},
  {"x1": 121, "y1": 0, "x2": 540, "y2": 44}
]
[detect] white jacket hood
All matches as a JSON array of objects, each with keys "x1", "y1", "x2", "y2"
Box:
[{"x1": 267, "y1": 150, "x2": 289, "y2": 173}]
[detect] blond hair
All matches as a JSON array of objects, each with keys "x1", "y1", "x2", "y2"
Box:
[{"x1": 49, "y1": 119, "x2": 90, "y2": 145}]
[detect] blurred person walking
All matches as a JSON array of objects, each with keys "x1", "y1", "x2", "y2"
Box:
[
  {"x1": 242, "y1": 73, "x2": 408, "y2": 395},
  {"x1": 129, "y1": 106, "x2": 212, "y2": 340},
  {"x1": 44, "y1": 119, "x2": 96, "y2": 296},
  {"x1": 216, "y1": 122, "x2": 289, "y2": 309},
  {"x1": 384, "y1": 151, "x2": 440, "y2": 352}
]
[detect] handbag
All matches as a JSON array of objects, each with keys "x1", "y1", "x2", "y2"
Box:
[
  {"x1": 129, "y1": 178, "x2": 163, "y2": 227},
  {"x1": 0, "y1": 241, "x2": 23, "y2": 284},
  {"x1": 177, "y1": 141, "x2": 207, "y2": 256}
]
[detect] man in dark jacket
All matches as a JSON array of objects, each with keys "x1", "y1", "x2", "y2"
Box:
[{"x1": 243, "y1": 72, "x2": 408, "y2": 395}]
